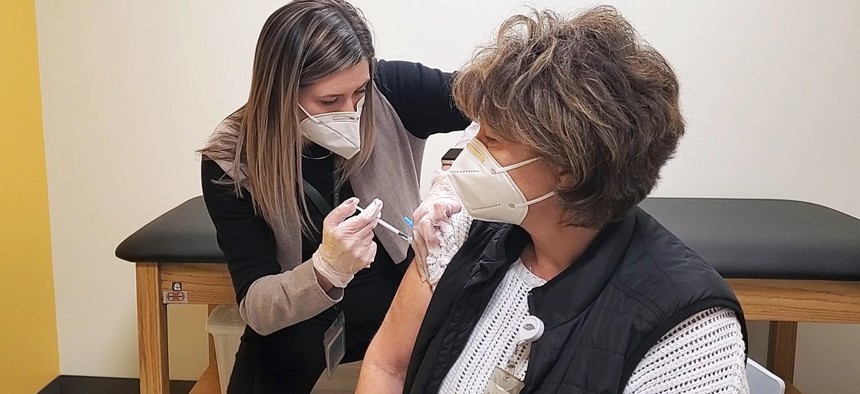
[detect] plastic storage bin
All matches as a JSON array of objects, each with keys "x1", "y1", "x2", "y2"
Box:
[
  {"x1": 206, "y1": 304, "x2": 245, "y2": 394},
  {"x1": 206, "y1": 304, "x2": 363, "y2": 392}
]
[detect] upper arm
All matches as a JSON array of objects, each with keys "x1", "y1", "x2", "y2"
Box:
[
  {"x1": 200, "y1": 159, "x2": 280, "y2": 303},
  {"x1": 359, "y1": 259, "x2": 433, "y2": 389},
  {"x1": 375, "y1": 60, "x2": 470, "y2": 139}
]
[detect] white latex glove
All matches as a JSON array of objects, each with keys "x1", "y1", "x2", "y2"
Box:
[
  {"x1": 412, "y1": 170, "x2": 462, "y2": 282},
  {"x1": 312, "y1": 197, "x2": 381, "y2": 288}
]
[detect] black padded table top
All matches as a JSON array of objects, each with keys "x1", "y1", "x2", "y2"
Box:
[
  {"x1": 116, "y1": 196, "x2": 860, "y2": 280},
  {"x1": 639, "y1": 198, "x2": 860, "y2": 280},
  {"x1": 117, "y1": 196, "x2": 225, "y2": 264}
]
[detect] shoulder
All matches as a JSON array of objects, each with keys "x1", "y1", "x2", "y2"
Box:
[
  {"x1": 606, "y1": 209, "x2": 746, "y2": 384},
  {"x1": 439, "y1": 220, "x2": 526, "y2": 278},
  {"x1": 427, "y1": 212, "x2": 475, "y2": 288},
  {"x1": 205, "y1": 117, "x2": 240, "y2": 152},
  {"x1": 373, "y1": 59, "x2": 452, "y2": 98},
  {"x1": 201, "y1": 158, "x2": 226, "y2": 179},
  {"x1": 371, "y1": 59, "x2": 468, "y2": 138},
  {"x1": 374, "y1": 59, "x2": 430, "y2": 85},
  {"x1": 201, "y1": 116, "x2": 246, "y2": 185},
  {"x1": 600, "y1": 207, "x2": 744, "y2": 346},
  {"x1": 615, "y1": 207, "x2": 734, "y2": 306}
]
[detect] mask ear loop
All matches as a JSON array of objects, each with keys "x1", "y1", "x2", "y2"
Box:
[
  {"x1": 298, "y1": 105, "x2": 323, "y2": 124},
  {"x1": 489, "y1": 157, "x2": 540, "y2": 175},
  {"x1": 490, "y1": 155, "x2": 555, "y2": 209},
  {"x1": 511, "y1": 190, "x2": 555, "y2": 209},
  {"x1": 484, "y1": 154, "x2": 550, "y2": 208}
]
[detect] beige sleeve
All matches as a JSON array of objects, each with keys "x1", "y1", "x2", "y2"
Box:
[{"x1": 238, "y1": 258, "x2": 343, "y2": 336}]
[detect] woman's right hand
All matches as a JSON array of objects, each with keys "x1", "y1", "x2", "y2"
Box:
[{"x1": 312, "y1": 197, "x2": 381, "y2": 288}]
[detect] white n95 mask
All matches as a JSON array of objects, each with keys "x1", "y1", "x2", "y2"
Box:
[
  {"x1": 447, "y1": 139, "x2": 554, "y2": 225},
  {"x1": 298, "y1": 97, "x2": 364, "y2": 159}
]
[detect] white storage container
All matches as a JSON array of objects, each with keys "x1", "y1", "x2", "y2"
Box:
[
  {"x1": 206, "y1": 304, "x2": 245, "y2": 394},
  {"x1": 206, "y1": 304, "x2": 362, "y2": 392}
]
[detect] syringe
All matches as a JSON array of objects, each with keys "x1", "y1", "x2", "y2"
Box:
[{"x1": 356, "y1": 206, "x2": 413, "y2": 243}]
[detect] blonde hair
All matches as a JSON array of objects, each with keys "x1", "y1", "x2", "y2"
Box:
[
  {"x1": 454, "y1": 6, "x2": 684, "y2": 228},
  {"x1": 200, "y1": 0, "x2": 375, "y2": 234}
]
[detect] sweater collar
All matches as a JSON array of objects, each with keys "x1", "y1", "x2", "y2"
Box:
[{"x1": 464, "y1": 209, "x2": 638, "y2": 329}]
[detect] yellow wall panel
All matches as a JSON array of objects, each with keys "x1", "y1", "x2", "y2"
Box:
[{"x1": 0, "y1": 0, "x2": 60, "y2": 392}]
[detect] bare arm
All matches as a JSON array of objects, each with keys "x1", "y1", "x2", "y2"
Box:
[{"x1": 357, "y1": 260, "x2": 433, "y2": 393}]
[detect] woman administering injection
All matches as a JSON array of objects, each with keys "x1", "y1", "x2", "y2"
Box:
[{"x1": 198, "y1": 1, "x2": 469, "y2": 392}]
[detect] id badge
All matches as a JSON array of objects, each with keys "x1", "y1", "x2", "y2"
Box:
[
  {"x1": 323, "y1": 311, "x2": 346, "y2": 377},
  {"x1": 485, "y1": 367, "x2": 525, "y2": 394}
]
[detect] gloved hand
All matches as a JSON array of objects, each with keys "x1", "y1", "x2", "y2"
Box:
[
  {"x1": 312, "y1": 197, "x2": 381, "y2": 288},
  {"x1": 412, "y1": 170, "x2": 462, "y2": 281}
]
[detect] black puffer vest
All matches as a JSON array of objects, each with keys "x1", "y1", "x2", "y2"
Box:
[{"x1": 405, "y1": 207, "x2": 747, "y2": 393}]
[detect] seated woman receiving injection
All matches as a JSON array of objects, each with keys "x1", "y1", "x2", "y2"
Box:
[{"x1": 358, "y1": 6, "x2": 749, "y2": 394}]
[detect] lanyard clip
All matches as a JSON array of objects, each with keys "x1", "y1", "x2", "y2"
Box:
[{"x1": 517, "y1": 315, "x2": 544, "y2": 344}]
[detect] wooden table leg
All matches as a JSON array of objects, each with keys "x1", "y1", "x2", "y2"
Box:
[
  {"x1": 137, "y1": 263, "x2": 169, "y2": 394},
  {"x1": 767, "y1": 321, "x2": 798, "y2": 383}
]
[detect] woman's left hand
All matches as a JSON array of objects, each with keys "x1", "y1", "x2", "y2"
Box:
[{"x1": 411, "y1": 171, "x2": 462, "y2": 281}]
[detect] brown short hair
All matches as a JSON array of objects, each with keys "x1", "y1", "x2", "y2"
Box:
[{"x1": 453, "y1": 5, "x2": 685, "y2": 228}]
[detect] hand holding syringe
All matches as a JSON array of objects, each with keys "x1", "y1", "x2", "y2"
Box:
[{"x1": 356, "y1": 199, "x2": 413, "y2": 243}]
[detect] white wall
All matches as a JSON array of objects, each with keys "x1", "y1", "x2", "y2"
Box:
[{"x1": 36, "y1": 0, "x2": 859, "y2": 391}]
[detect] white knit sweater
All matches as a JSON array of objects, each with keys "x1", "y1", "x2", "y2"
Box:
[{"x1": 427, "y1": 212, "x2": 749, "y2": 394}]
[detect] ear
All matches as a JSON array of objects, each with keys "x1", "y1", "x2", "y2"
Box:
[{"x1": 555, "y1": 168, "x2": 575, "y2": 189}]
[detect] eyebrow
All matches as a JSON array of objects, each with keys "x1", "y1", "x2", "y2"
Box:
[{"x1": 317, "y1": 78, "x2": 371, "y2": 98}]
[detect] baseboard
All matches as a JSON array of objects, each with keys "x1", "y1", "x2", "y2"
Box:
[{"x1": 38, "y1": 375, "x2": 196, "y2": 394}]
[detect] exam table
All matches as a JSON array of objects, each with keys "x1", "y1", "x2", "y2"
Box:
[{"x1": 116, "y1": 196, "x2": 860, "y2": 393}]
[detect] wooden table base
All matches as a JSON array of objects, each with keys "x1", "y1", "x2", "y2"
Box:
[{"x1": 136, "y1": 263, "x2": 860, "y2": 393}]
